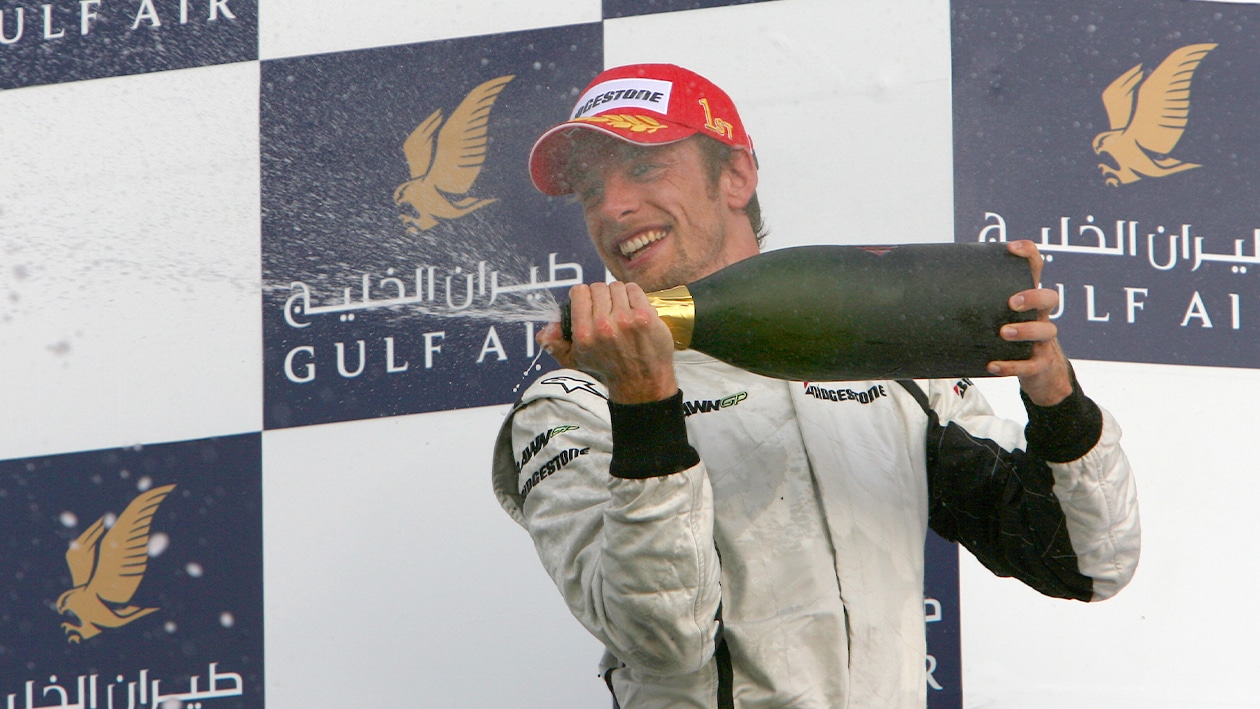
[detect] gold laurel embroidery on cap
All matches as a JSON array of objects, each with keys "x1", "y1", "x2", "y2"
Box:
[
  {"x1": 572, "y1": 114, "x2": 667, "y2": 133},
  {"x1": 56, "y1": 484, "x2": 177, "y2": 643},
  {"x1": 1092, "y1": 43, "x2": 1216, "y2": 187},
  {"x1": 394, "y1": 75, "x2": 515, "y2": 232}
]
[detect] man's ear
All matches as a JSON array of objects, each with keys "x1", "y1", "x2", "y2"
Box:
[{"x1": 721, "y1": 147, "x2": 759, "y2": 211}]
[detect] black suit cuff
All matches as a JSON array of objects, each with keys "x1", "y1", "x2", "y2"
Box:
[
  {"x1": 1021, "y1": 365, "x2": 1104, "y2": 463},
  {"x1": 608, "y1": 390, "x2": 701, "y2": 479}
]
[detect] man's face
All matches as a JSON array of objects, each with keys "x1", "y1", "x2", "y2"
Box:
[{"x1": 566, "y1": 134, "x2": 756, "y2": 293}]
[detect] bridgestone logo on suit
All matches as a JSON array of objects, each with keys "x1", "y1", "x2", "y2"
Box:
[
  {"x1": 803, "y1": 383, "x2": 888, "y2": 405},
  {"x1": 520, "y1": 448, "x2": 590, "y2": 498}
]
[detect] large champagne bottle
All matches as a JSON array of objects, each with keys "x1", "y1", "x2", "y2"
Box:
[{"x1": 560, "y1": 243, "x2": 1036, "y2": 381}]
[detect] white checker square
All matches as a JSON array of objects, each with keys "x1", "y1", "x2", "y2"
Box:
[
  {"x1": 0, "y1": 62, "x2": 263, "y2": 460},
  {"x1": 262, "y1": 406, "x2": 609, "y2": 708}
]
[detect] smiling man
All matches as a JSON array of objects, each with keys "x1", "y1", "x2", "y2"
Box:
[
  {"x1": 568, "y1": 134, "x2": 757, "y2": 294},
  {"x1": 492, "y1": 64, "x2": 1140, "y2": 708}
]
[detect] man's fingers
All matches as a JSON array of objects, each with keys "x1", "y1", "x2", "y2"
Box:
[
  {"x1": 1009, "y1": 287, "x2": 1058, "y2": 315},
  {"x1": 1007, "y1": 239, "x2": 1045, "y2": 285},
  {"x1": 988, "y1": 357, "x2": 1043, "y2": 377},
  {"x1": 588, "y1": 282, "x2": 612, "y2": 318},
  {"x1": 624, "y1": 281, "x2": 649, "y2": 310},
  {"x1": 567, "y1": 284, "x2": 592, "y2": 341},
  {"x1": 591, "y1": 282, "x2": 623, "y2": 340},
  {"x1": 1000, "y1": 320, "x2": 1058, "y2": 343},
  {"x1": 538, "y1": 321, "x2": 566, "y2": 350},
  {"x1": 607, "y1": 281, "x2": 633, "y2": 328},
  {"x1": 556, "y1": 280, "x2": 677, "y2": 404},
  {"x1": 537, "y1": 322, "x2": 576, "y2": 368},
  {"x1": 622, "y1": 282, "x2": 659, "y2": 330}
]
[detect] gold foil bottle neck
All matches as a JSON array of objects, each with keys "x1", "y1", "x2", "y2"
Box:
[{"x1": 645, "y1": 285, "x2": 695, "y2": 350}]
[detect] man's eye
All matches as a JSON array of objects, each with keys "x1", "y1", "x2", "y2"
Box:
[
  {"x1": 578, "y1": 185, "x2": 603, "y2": 206},
  {"x1": 629, "y1": 162, "x2": 661, "y2": 179}
]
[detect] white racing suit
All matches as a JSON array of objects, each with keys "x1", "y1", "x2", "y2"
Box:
[{"x1": 492, "y1": 350, "x2": 1140, "y2": 708}]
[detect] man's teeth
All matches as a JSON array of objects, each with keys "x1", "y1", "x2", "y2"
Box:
[{"x1": 620, "y1": 229, "x2": 666, "y2": 258}]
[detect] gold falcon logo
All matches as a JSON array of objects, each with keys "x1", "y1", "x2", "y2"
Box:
[
  {"x1": 56, "y1": 484, "x2": 176, "y2": 643},
  {"x1": 394, "y1": 75, "x2": 515, "y2": 232},
  {"x1": 1092, "y1": 43, "x2": 1216, "y2": 187}
]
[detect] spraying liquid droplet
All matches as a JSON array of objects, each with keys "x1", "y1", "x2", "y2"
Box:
[{"x1": 513, "y1": 329, "x2": 552, "y2": 395}]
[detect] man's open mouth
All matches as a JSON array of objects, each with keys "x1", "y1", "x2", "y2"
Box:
[{"x1": 619, "y1": 228, "x2": 667, "y2": 259}]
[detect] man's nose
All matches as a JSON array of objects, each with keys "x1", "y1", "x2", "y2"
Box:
[{"x1": 598, "y1": 172, "x2": 640, "y2": 220}]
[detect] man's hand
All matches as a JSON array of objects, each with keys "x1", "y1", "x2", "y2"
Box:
[
  {"x1": 987, "y1": 240, "x2": 1074, "y2": 406},
  {"x1": 538, "y1": 282, "x2": 678, "y2": 404}
]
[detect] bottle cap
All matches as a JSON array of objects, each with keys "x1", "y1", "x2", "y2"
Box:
[{"x1": 529, "y1": 63, "x2": 754, "y2": 196}]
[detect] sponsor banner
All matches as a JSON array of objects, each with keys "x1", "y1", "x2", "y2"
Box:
[
  {"x1": 0, "y1": 434, "x2": 263, "y2": 707},
  {"x1": 925, "y1": 532, "x2": 962, "y2": 708},
  {"x1": 953, "y1": 0, "x2": 1260, "y2": 369},
  {"x1": 261, "y1": 24, "x2": 604, "y2": 429},
  {"x1": 602, "y1": 0, "x2": 776, "y2": 20},
  {"x1": 0, "y1": 0, "x2": 256, "y2": 90}
]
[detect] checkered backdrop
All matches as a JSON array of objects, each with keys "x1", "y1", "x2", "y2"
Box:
[{"x1": 2, "y1": 1, "x2": 1256, "y2": 707}]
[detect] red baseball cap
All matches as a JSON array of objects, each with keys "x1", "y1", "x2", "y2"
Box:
[{"x1": 528, "y1": 63, "x2": 754, "y2": 196}]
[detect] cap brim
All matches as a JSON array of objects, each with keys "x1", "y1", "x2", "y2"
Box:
[{"x1": 528, "y1": 118, "x2": 698, "y2": 196}]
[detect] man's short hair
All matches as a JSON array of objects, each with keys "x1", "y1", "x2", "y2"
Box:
[{"x1": 695, "y1": 135, "x2": 768, "y2": 247}]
